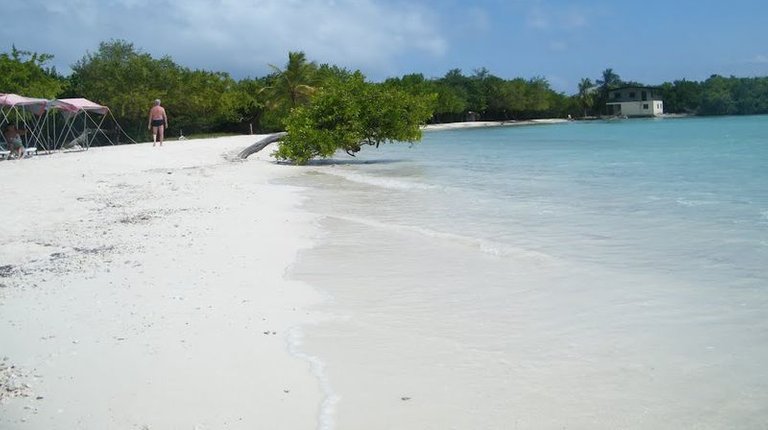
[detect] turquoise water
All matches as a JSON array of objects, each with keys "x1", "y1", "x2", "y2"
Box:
[
  {"x1": 287, "y1": 116, "x2": 768, "y2": 429},
  {"x1": 314, "y1": 116, "x2": 766, "y2": 284}
]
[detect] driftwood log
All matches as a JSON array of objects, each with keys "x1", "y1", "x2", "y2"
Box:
[{"x1": 238, "y1": 132, "x2": 287, "y2": 159}]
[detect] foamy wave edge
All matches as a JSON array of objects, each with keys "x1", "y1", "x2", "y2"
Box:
[
  {"x1": 320, "y1": 168, "x2": 441, "y2": 191},
  {"x1": 327, "y1": 214, "x2": 556, "y2": 265},
  {"x1": 287, "y1": 327, "x2": 340, "y2": 430}
]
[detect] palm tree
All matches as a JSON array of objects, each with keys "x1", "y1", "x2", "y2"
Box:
[
  {"x1": 595, "y1": 68, "x2": 622, "y2": 115},
  {"x1": 578, "y1": 77, "x2": 595, "y2": 117},
  {"x1": 596, "y1": 68, "x2": 621, "y2": 91},
  {"x1": 265, "y1": 51, "x2": 318, "y2": 110}
]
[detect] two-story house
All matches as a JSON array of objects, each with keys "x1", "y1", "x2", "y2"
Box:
[{"x1": 606, "y1": 86, "x2": 663, "y2": 117}]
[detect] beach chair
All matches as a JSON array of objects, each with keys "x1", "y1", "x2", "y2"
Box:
[
  {"x1": 23, "y1": 141, "x2": 37, "y2": 158},
  {"x1": 62, "y1": 129, "x2": 90, "y2": 151}
]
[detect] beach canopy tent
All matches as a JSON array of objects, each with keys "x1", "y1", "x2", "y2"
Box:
[
  {"x1": 47, "y1": 98, "x2": 112, "y2": 150},
  {"x1": 0, "y1": 93, "x2": 50, "y2": 151},
  {"x1": 1, "y1": 94, "x2": 136, "y2": 153}
]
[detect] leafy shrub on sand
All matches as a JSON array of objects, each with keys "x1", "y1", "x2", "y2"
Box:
[{"x1": 274, "y1": 72, "x2": 435, "y2": 165}]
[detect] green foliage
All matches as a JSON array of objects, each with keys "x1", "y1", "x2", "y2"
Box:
[
  {"x1": 166, "y1": 69, "x2": 238, "y2": 133},
  {"x1": 222, "y1": 78, "x2": 265, "y2": 126},
  {"x1": 68, "y1": 40, "x2": 245, "y2": 139},
  {"x1": 260, "y1": 51, "x2": 320, "y2": 130},
  {"x1": 0, "y1": 46, "x2": 65, "y2": 98},
  {"x1": 594, "y1": 68, "x2": 623, "y2": 115},
  {"x1": 69, "y1": 40, "x2": 154, "y2": 121},
  {"x1": 275, "y1": 73, "x2": 434, "y2": 165},
  {"x1": 577, "y1": 78, "x2": 595, "y2": 117},
  {"x1": 428, "y1": 69, "x2": 566, "y2": 121},
  {"x1": 659, "y1": 75, "x2": 768, "y2": 115},
  {"x1": 433, "y1": 85, "x2": 467, "y2": 121}
]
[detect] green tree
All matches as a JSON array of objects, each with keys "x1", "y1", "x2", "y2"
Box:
[
  {"x1": 222, "y1": 77, "x2": 266, "y2": 132},
  {"x1": 433, "y1": 85, "x2": 467, "y2": 122},
  {"x1": 383, "y1": 73, "x2": 439, "y2": 121},
  {"x1": 660, "y1": 79, "x2": 701, "y2": 113},
  {"x1": 596, "y1": 68, "x2": 621, "y2": 90},
  {"x1": 69, "y1": 39, "x2": 244, "y2": 138},
  {"x1": 275, "y1": 73, "x2": 434, "y2": 165},
  {"x1": 164, "y1": 68, "x2": 239, "y2": 134},
  {"x1": 315, "y1": 63, "x2": 353, "y2": 85},
  {"x1": 468, "y1": 67, "x2": 492, "y2": 116},
  {"x1": 433, "y1": 69, "x2": 470, "y2": 122},
  {"x1": 260, "y1": 51, "x2": 319, "y2": 129},
  {"x1": 501, "y1": 78, "x2": 529, "y2": 118},
  {"x1": 577, "y1": 77, "x2": 595, "y2": 117},
  {"x1": 699, "y1": 75, "x2": 736, "y2": 115},
  {"x1": 595, "y1": 68, "x2": 622, "y2": 114},
  {"x1": 0, "y1": 46, "x2": 65, "y2": 98},
  {"x1": 524, "y1": 76, "x2": 552, "y2": 115},
  {"x1": 69, "y1": 40, "x2": 168, "y2": 135}
]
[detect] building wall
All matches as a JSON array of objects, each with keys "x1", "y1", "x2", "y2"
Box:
[{"x1": 607, "y1": 100, "x2": 664, "y2": 117}]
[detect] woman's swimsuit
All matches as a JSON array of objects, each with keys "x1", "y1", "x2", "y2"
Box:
[{"x1": 6, "y1": 136, "x2": 23, "y2": 150}]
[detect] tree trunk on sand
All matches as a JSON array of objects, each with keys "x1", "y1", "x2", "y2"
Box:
[{"x1": 238, "y1": 132, "x2": 287, "y2": 159}]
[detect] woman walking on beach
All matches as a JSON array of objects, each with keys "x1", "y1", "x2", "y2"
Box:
[{"x1": 148, "y1": 99, "x2": 168, "y2": 147}]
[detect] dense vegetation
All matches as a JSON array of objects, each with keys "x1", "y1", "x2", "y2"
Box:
[
  {"x1": 0, "y1": 47, "x2": 64, "y2": 98},
  {"x1": 3, "y1": 41, "x2": 768, "y2": 162}
]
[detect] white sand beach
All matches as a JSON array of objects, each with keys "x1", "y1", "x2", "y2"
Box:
[
  {"x1": 0, "y1": 137, "x2": 327, "y2": 429},
  {"x1": 2, "y1": 123, "x2": 565, "y2": 429}
]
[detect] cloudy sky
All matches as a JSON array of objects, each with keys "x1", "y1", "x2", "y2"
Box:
[{"x1": 3, "y1": 0, "x2": 767, "y2": 93}]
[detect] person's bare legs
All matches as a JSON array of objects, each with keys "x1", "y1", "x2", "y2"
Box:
[{"x1": 152, "y1": 126, "x2": 162, "y2": 146}]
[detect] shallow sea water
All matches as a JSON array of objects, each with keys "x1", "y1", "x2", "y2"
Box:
[{"x1": 282, "y1": 116, "x2": 768, "y2": 429}]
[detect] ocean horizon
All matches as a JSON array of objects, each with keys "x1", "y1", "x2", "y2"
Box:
[{"x1": 284, "y1": 115, "x2": 768, "y2": 429}]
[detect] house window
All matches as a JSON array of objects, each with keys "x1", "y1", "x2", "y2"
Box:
[
  {"x1": 641, "y1": 91, "x2": 647, "y2": 101},
  {"x1": 629, "y1": 92, "x2": 636, "y2": 98},
  {"x1": 643, "y1": 103, "x2": 649, "y2": 109},
  {"x1": 613, "y1": 92, "x2": 621, "y2": 99}
]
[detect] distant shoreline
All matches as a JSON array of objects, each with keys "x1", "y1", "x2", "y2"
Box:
[
  {"x1": 422, "y1": 114, "x2": 695, "y2": 132},
  {"x1": 422, "y1": 118, "x2": 569, "y2": 131}
]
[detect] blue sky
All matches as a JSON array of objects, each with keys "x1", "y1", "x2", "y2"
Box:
[{"x1": 3, "y1": 0, "x2": 767, "y2": 94}]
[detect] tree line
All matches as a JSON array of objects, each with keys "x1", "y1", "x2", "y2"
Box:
[{"x1": 3, "y1": 41, "x2": 768, "y2": 143}]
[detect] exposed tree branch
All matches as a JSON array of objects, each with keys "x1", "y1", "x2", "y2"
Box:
[{"x1": 238, "y1": 132, "x2": 287, "y2": 159}]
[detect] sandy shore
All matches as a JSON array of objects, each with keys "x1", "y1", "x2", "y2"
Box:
[
  {"x1": 422, "y1": 118, "x2": 568, "y2": 131},
  {"x1": 0, "y1": 137, "x2": 328, "y2": 429}
]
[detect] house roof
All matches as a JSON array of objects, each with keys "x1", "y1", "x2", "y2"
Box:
[{"x1": 608, "y1": 86, "x2": 661, "y2": 92}]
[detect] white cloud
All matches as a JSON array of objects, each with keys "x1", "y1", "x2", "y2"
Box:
[
  {"x1": 466, "y1": 7, "x2": 492, "y2": 34},
  {"x1": 562, "y1": 9, "x2": 588, "y2": 29},
  {"x1": 526, "y1": 7, "x2": 550, "y2": 30},
  {"x1": 750, "y1": 54, "x2": 768, "y2": 64},
  {"x1": 549, "y1": 41, "x2": 568, "y2": 52},
  {"x1": 526, "y1": 4, "x2": 591, "y2": 31},
  {"x1": 2, "y1": 0, "x2": 446, "y2": 79}
]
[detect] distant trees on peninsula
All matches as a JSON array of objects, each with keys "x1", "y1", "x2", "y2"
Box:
[
  {"x1": 662, "y1": 75, "x2": 768, "y2": 115},
  {"x1": 3, "y1": 41, "x2": 768, "y2": 144},
  {"x1": 575, "y1": 68, "x2": 768, "y2": 117}
]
